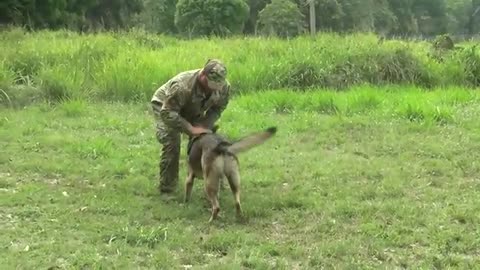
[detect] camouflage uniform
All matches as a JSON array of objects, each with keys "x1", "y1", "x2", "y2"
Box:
[{"x1": 151, "y1": 59, "x2": 230, "y2": 193}]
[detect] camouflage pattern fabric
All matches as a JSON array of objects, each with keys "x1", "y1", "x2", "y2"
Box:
[
  {"x1": 151, "y1": 59, "x2": 230, "y2": 193},
  {"x1": 152, "y1": 103, "x2": 181, "y2": 193}
]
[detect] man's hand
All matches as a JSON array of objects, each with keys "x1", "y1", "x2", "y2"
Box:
[{"x1": 189, "y1": 126, "x2": 212, "y2": 136}]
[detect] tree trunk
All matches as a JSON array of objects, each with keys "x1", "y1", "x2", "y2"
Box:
[{"x1": 467, "y1": 3, "x2": 480, "y2": 35}]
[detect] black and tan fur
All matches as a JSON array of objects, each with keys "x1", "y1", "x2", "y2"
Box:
[{"x1": 185, "y1": 125, "x2": 277, "y2": 222}]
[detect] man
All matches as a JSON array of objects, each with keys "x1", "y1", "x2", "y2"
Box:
[{"x1": 151, "y1": 59, "x2": 231, "y2": 197}]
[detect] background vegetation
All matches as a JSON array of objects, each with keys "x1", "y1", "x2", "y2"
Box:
[
  {"x1": 0, "y1": 27, "x2": 479, "y2": 107},
  {"x1": 2, "y1": 0, "x2": 480, "y2": 106},
  {"x1": 1, "y1": 0, "x2": 480, "y2": 38}
]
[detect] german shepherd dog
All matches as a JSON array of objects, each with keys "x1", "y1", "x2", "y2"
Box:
[{"x1": 185, "y1": 125, "x2": 277, "y2": 222}]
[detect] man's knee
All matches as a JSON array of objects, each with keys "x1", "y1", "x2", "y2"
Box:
[
  {"x1": 155, "y1": 121, "x2": 180, "y2": 144},
  {"x1": 158, "y1": 132, "x2": 180, "y2": 152}
]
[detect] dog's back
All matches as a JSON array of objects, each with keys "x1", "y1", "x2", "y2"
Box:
[
  {"x1": 188, "y1": 127, "x2": 277, "y2": 177},
  {"x1": 185, "y1": 126, "x2": 277, "y2": 222},
  {"x1": 188, "y1": 133, "x2": 227, "y2": 178}
]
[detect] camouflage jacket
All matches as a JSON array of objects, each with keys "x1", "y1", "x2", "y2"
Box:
[{"x1": 151, "y1": 69, "x2": 230, "y2": 135}]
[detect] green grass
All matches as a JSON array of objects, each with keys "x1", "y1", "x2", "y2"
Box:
[
  {"x1": 2, "y1": 87, "x2": 480, "y2": 269},
  {"x1": 1, "y1": 27, "x2": 480, "y2": 106}
]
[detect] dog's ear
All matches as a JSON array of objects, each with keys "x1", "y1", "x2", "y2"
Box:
[{"x1": 212, "y1": 125, "x2": 219, "y2": 133}]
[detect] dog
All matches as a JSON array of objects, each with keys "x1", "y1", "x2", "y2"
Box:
[{"x1": 184, "y1": 125, "x2": 277, "y2": 222}]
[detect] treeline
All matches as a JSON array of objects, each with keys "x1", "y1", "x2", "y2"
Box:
[{"x1": 1, "y1": 0, "x2": 479, "y2": 38}]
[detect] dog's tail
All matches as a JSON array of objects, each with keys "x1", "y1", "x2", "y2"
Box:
[{"x1": 215, "y1": 127, "x2": 277, "y2": 155}]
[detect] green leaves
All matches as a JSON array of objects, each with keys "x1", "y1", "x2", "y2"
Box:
[
  {"x1": 174, "y1": 0, "x2": 250, "y2": 38},
  {"x1": 1, "y1": 0, "x2": 478, "y2": 37},
  {"x1": 0, "y1": 0, "x2": 144, "y2": 31},
  {"x1": 256, "y1": 0, "x2": 306, "y2": 38}
]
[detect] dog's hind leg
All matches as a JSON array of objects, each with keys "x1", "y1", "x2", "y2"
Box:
[
  {"x1": 225, "y1": 160, "x2": 243, "y2": 220},
  {"x1": 205, "y1": 175, "x2": 221, "y2": 223},
  {"x1": 203, "y1": 159, "x2": 222, "y2": 223},
  {"x1": 184, "y1": 165, "x2": 195, "y2": 203}
]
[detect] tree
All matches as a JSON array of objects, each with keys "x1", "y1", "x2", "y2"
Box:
[
  {"x1": 257, "y1": 0, "x2": 306, "y2": 38},
  {"x1": 174, "y1": 0, "x2": 250, "y2": 38},
  {"x1": 446, "y1": 0, "x2": 471, "y2": 34},
  {"x1": 412, "y1": 0, "x2": 448, "y2": 36},
  {"x1": 133, "y1": 0, "x2": 177, "y2": 34},
  {"x1": 0, "y1": 0, "x2": 143, "y2": 31},
  {"x1": 467, "y1": 0, "x2": 480, "y2": 35},
  {"x1": 386, "y1": 0, "x2": 419, "y2": 36},
  {"x1": 373, "y1": 0, "x2": 397, "y2": 35},
  {"x1": 84, "y1": 0, "x2": 144, "y2": 30},
  {"x1": 314, "y1": 0, "x2": 345, "y2": 31},
  {"x1": 244, "y1": 0, "x2": 270, "y2": 34},
  {"x1": 337, "y1": 0, "x2": 375, "y2": 32},
  {"x1": 0, "y1": 0, "x2": 69, "y2": 30}
]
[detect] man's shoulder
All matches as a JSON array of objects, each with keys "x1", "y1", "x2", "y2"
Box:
[
  {"x1": 167, "y1": 69, "x2": 200, "y2": 94},
  {"x1": 171, "y1": 69, "x2": 201, "y2": 82},
  {"x1": 152, "y1": 69, "x2": 200, "y2": 102}
]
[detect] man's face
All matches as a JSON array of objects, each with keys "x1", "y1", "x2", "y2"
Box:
[
  {"x1": 199, "y1": 72, "x2": 225, "y2": 93},
  {"x1": 205, "y1": 71, "x2": 226, "y2": 92},
  {"x1": 199, "y1": 59, "x2": 227, "y2": 93}
]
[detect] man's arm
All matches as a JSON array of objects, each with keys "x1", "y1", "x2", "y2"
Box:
[{"x1": 159, "y1": 83, "x2": 194, "y2": 135}]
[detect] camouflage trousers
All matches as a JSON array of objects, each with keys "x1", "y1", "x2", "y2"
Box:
[{"x1": 152, "y1": 101, "x2": 181, "y2": 193}]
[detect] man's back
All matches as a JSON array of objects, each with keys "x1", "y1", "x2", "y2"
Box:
[{"x1": 151, "y1": 69, "x2": 201, "y2": 104}]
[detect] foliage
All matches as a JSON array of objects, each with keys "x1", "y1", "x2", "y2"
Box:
[
  {"x1": 313, "y1": 0, "x2": 345, "y2": 32},
  {"x1": 257, "y1": 0, "x2": 306, "y2": 38},
  {"x1": 174, "y1": 0, "x2": 250, "y2": 38},
  {"x1": 0, "y1": 0, "x2": 143, "y2": 31},
  {"x1": 1, "y1": 0, "x2": 479, "y2": 38},
  {"x1": 131, "y1": 0, "x2": 177, "y2": 34},
  {"x1": 338, "y1": 0, "x2": 375, "y2": 32},
  {"x1": 372, "y1": 1, "x2": 397, "y2": 35},
  {"x1": 243, "y1": 0, "x2": 270, "y2": 34}
]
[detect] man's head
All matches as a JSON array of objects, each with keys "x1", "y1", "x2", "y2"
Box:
[{"x1": 199, "y1": 59, "x2": 228, "y2": 93}]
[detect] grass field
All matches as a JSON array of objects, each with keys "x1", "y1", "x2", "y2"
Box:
[{"x1": 2, "y1": 87, "x2": 480, "y2": 269}]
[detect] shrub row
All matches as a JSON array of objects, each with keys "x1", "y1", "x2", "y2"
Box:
[{"x1": 1, "y1": 27, "x2": 479, "y2": 105}]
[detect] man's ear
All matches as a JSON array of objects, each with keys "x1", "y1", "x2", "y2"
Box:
[{"x1": 198, "y1": 73, "x2": 207, "y2": 87}]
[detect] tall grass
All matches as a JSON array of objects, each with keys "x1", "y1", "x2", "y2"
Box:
[
  {"x1": 1, "y1": 27, "x2": 480, "y2": 105},
  {"x1": 228, "y1": 85, "x2": 477, "y2": 123}
]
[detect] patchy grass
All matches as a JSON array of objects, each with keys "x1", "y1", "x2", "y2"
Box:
[{"x1": 1, "y1": 88, "x2": 480, "y2": 269}]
